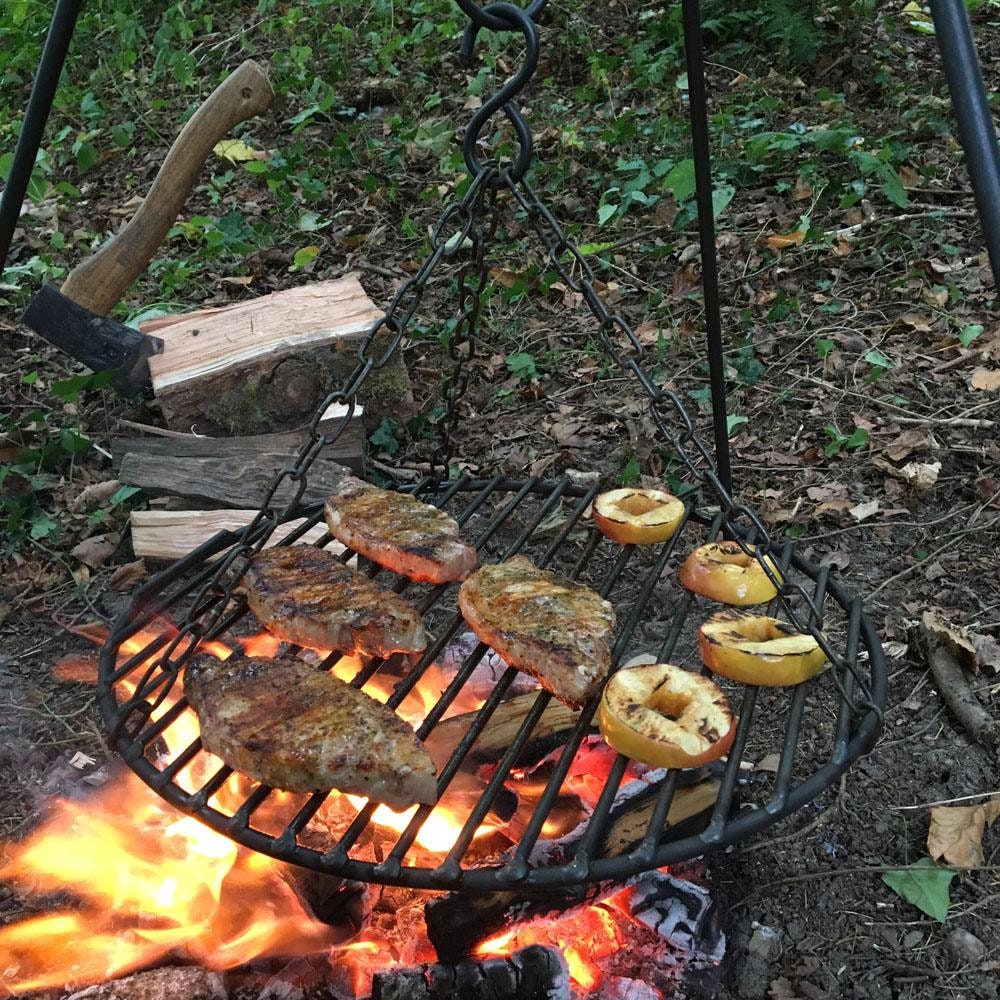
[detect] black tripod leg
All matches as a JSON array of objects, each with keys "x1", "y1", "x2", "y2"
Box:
[
  {"x1": 929, "y1": 0, "x2": 1000, "y2": 289},
  {"x1": 680, "y1": 0, "x2": 732, "y2": 494},
  {"x1": 0, "y1": 0, "x2": 86, "y2": 272}
]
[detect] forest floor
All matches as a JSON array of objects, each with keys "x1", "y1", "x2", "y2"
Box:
[{"x1": 1, "y1": 1, "x2": 999, "y2": 998}]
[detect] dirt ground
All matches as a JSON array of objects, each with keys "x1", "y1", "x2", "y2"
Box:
[{"x1": 2, "y1": 5, "x2": 1000, "y2": 998}]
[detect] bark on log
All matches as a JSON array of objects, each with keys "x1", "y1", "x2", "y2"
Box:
[
  {"x1": 111, "y1": 407, "x2": 365, "y2": 475},
  {"x1": 118, "y1": 452, "x2": 349, "y2": 509},
  {"x1": 371, "y1": 945, "x2": 569, "y2": 1000},
  {"x1": 425, "y1": 779, "x2": 722, "y2": 963},
  {"x1": 130, "y1": 509, "x2": 336, "y2": 560},
  {"x1": 145, "y1": 277, "x2": 411, "y2": 434}
]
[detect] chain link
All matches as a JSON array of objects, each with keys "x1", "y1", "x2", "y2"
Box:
[
  {"x1": 116, "y1": 1, "x2": 877, "y2": 727},
  {"x1": 505, "y1": 169, "x2": 877, "y2": 714}
]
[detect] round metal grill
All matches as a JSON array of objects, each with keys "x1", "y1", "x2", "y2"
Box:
[{"x1": 97, "y1": 476, "x2": 886, "y2": 891}]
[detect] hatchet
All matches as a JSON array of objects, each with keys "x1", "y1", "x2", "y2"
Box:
[{"x1": 22, "y1": 59, "x2": 274, "y2": 395}]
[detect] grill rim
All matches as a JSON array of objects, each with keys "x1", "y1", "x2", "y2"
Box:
[{"x1": 97, "y1": 477, "x2": 887, "y2": 891}]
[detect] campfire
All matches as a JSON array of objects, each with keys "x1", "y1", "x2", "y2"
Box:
[{"x1": 0, "y1": 623, "x2": 724, "y2": 999}]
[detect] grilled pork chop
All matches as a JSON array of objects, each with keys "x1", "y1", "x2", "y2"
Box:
[
  {"x1": 245, "y1": 546, "x2": 426, "y2": 658},
  {"x1": 324, "y1": 477, "x2": 477, "y2": 584},
  {"x1": 458, "y1": 555, "x2": 616, "y2": 708},
  {"x1": 184, "y1": 654, "x2": 438, "y2": 808}
]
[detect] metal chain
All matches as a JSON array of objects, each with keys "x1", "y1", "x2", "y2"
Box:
[
  {"x1": 431, "y1": 185, "x2": 500, "y2": 480},
  {"x1": 502, "y1": 169, "x2": 878, "y2": 715},
  {"x1": 113, "y1": 0, "x2": 878, "y2": 727},
  {"x1": 110, "y1": 170, "x2": 504, "y2": 727}
]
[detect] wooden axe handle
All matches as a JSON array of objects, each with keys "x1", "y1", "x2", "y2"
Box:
[{"x1": 60, "y1": 60, "x2": 274, "y2": 315}]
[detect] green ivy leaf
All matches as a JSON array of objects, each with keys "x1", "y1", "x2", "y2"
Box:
[
  {"x1": 959, "y1": 324, "x2": 984, "y2": 348},
  {"x1": 663, "y1": 158, "x2": 696, "y2": 202},
  {"x1": 369, "y1": 417, "x2": 401, "y2": 457},
  {"x1": 597, "y1": 203, "x2": 618, "y2": 226},
  {"x1": 727, "y1": 414, "x2": 749, "y2": 435},
  {"x1": 882, "y1": 859, "x2": 954, "y2": 922},
  {"x1": 712, "y1": 183, "x2": 736, "y2": 220},
  {"x1": 845, "y1": 427, "x2": 869, "y2": 450},
  {"x1": 108, "y1": 485, "x2": 141, "y2": 507},
  {"x1": 619, "y1": 456, "x2": 641, "y2": 485},
  {"x1": 815, "y1": 338, "x2": 835, "y2": 360},
  {"x1": 505, "y1": 352, "x2": 538, "y2": 381},
  {"x1": 291, "y1": 245, "x2": 319, "y2": 270}
]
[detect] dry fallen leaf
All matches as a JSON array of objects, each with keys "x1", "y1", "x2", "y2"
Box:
[
  {"x1": 754, "y1": 752, "x2": 782, "y2": 773},
  {"x1": 70, "y1": 532, "x2": 119, "y2": 569},
  {"x1": 849, "y1": 499, "x2": 880, "y2": 522},
  {"x1": 927, "y1": 798, "x2": 1000, "y2": 867},
  {"x1": 108, "y1": 558, "x2": 148, "y2": 592},
  {"x1": 764, "y1": 230, "x2": 806, "y2": 251},
  {"x1": 885, "y1": 428, "x2": 930, "y2": 462},
  {"x1": 899, "y1": 312, "x2": 933, "y2": 333},
  {"x1": 213, "y1": 139, "x2": 268, "y2": 163},
  {"x1": 969, "y1": 368, "x2": 1000, "y2": 391},
  {"x1": 898, "y1": 460, "x2": 940, "y2": 490},
  {"x1": 68, "y1": 479, "x2": 121, "y2": 513},
  {"x1": 922, "y1": 610, "x2": 982, "y2": 673}
]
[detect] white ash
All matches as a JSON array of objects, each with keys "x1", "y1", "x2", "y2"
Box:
[
  {"x1": 629, "y1": 869, "x2": 725, "y2": 964},
  {"x1": 437, "y1": 631, "x2": 540, "y2": 698},
  {"x1": 601, "y1": 975, "x2": 663, "y2": 1000}
]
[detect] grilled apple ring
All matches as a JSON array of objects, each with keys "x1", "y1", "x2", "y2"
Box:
[
  {"x1": 599, "y1": 663, "x2": 736, "y2": 769},
  {"x1": 680, "y1": 541, "x2": 781, "y2": 606},
  {"x1": 698, "y1": 612, "x2": 827, "y2": 686},
  {"x1": 593, "y1": 487, "x2": 684, "y2": 546}
]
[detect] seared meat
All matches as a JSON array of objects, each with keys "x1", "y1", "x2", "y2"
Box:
[
  {"x1": 324, "y1": 477, "x2": 477, "y2": 584},
  {"x1": 245, "y1": 546, "x2": 426, "y2": 658},
  {"x1": 184, "y1": 654, "x2": 437, "y2": 808},
  {"x1": 458, "y1": 555, "x2": 616, "y2": 708}
]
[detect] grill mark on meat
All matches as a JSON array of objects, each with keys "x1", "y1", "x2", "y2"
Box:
[
  {"x1": 324, "y1": 477, "x2": 477, "y2": 584},
  {"x1": 184, "y1": 654, "x2": 438, "y2": 809},
  {"x1": 245, "y1": 546, "x2": 427, "y2": 658},
  {"x1": 459, "y1": 555, "x2": 616, "y2": 708}
]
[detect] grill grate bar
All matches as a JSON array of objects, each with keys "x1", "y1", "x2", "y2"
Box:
[
  {"x1": 567, "y1": 753, "x2": 630, "y2": 877},
  {"x1": 767, "y1": 683, "x2": 809, "y2": 813},
  {"x1": 633, "y1": 768, "x2": 682, "y2": 865},
  {"x1": 499, "y1": 545, "x2": 636, "y2": 882},
  {"x1": 320, "y1": 476, "x2": 579, "y2": 865},
  {"x1": 833, "y1": 599, "x2": 864, "y2": 763},
  {"x1": 703, "y1": 685, "x2": 759, "y2": 843},
  {"x1": 434, "y1": 685, "x2": 553, "y2": 881},
  {"x1": 371, "y1": 480, "x2": 602, "y2": 872},
  {"x1": 159, "y1": 736, "x2": 204, "y2": 784}
]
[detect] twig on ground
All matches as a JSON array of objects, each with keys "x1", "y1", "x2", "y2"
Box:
[
  {"x1": 892, "y1": 791, "x2": 1000, "y2": 811},
  {"x1": 867, "y1": 515, "x2": 1000, "y2": 599},
  {"x1": 829, "y1": 208, "x2": 977, "y2": 240},
  {"x1": 919, "y1": 622, "x2": 999, "y2": 754}
]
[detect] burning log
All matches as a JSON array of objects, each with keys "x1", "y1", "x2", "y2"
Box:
[
  {"x1": 62, "y1": 966, "x2": 225, "y2": 999},
  {"x1": 370, "y1": 944, "x2": 569, "y2": 1000},
  {"x1": 424, "y1": 778, "x2": 722, "y2": 962},
  {"x1": 425, "y1": 690, "x2": 590, "y2": 770}
]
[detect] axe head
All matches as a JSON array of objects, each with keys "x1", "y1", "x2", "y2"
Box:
[{"x1": 23, "y1": 283, "x2": 163, "y2": 396}]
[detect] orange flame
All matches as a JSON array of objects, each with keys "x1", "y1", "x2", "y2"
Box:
[{"x1": 4, "y1": 622, "x2": 661, "y2": 997}]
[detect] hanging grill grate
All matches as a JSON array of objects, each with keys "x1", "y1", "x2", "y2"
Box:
[
  {"x1": 97, "y1": 0, "x2": 887, "y2": 891},
  {"x1": 97, "y1": 475, "x2": 885, "y2": 891}
]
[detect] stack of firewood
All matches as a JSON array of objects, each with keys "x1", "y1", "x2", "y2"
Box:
[{"x1": 113, "y1": 276, "x2": 408, "y2": 560}]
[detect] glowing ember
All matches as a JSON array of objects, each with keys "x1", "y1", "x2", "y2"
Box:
[
  {"x1": 476, "y1": 885, "x2": 638, "y2": 993},
  {"x1": 2, "y1": 621, "x2": 695, "y2": 998}
]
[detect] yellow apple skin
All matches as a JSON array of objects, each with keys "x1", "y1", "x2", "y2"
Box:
[
  {"x1": 599, "y1": 663, "x2": 736, "y2": 769},
  {"x1": 680, "y1": 541, "x2": 781, "y2": 606},
  {"x1": 698, "y1": 612, "x2": 827, "y2": 686},
  {"x1": 593, "y1": 488, "x2": 684, "y2": 546}
]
